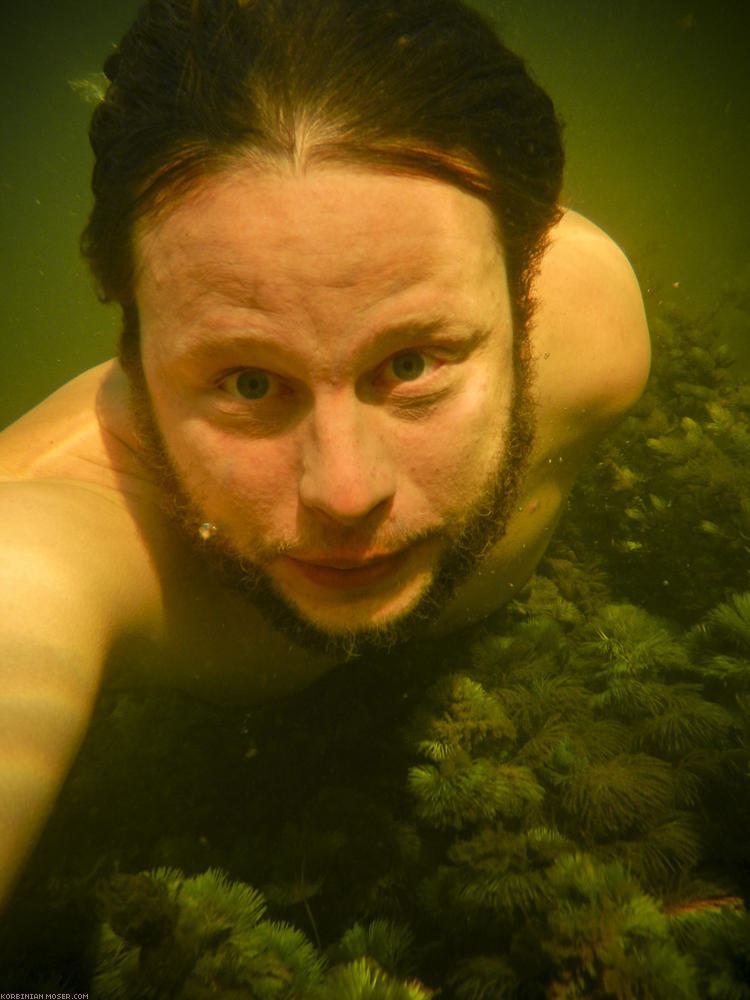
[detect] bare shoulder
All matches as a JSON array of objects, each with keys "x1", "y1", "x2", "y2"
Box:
[
  {"x1": 0, "y1": 361, "x2": 168, "y2": 639},
  {"x1": 0, "y1": 360, "x2": 154, "y2": 499},
  {"x1": 0, "y1": 477, "x2": 163, "y2": 639},
  {"x1": 531, "y1": 209, "x2": 650, "y2": 450}
]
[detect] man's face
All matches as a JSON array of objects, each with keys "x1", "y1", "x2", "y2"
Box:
[{"x1": 134, "y1": 164, "x2": 531, "y2": 654}]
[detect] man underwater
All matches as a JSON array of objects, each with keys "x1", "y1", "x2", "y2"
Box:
[{"x1": 0, "y1": 0, "x2": 649, "y2": 907}]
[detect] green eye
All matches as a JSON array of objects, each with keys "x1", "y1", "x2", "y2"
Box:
[
  {"x1": 235, "y1": 369, "x2": 270, "y2": 399},
  {"x1": 391, "y1": 353, "x2": 426, "y2": 381}
]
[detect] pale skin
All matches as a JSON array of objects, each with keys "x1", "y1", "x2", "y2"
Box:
[{"x1": 0, "y1": 164, "x2": 650, "y2": 907}]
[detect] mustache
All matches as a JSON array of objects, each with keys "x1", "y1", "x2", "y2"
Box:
[{"x1": 269, "y1": 522, "x2": 446, "y2": 562}]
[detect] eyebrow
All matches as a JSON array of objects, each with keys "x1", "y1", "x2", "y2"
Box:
[
  {"x1": 175, "y1": 317, "x2": 494, "y2": 369},
  {"x1": 378, "y1": 321, "x2": 495, "y2": 364}
]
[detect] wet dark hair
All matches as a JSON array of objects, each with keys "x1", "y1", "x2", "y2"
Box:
[{"x1": 81, "y1": 0, "x2": 564, "y2": 367}]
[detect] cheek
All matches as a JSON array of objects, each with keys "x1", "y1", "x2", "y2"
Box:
[
  {"x1": 403, "y1": 381, "x2": 510, "y2": 493},
  {"x1": 201, "y1": 435, "x2": 298, "y2": 511},
  {"x1": 155, "y1": 405, "x2": 298, "y2": 517}
]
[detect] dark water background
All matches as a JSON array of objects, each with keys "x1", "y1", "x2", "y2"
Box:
[{"x1": 0, "y1": 0, "x2": 748, "y2": 429}]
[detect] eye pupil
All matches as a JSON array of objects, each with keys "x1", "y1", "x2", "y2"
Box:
[
  {"x1": 392, "y1": 353, "x2": 425, "y2": 381},
  {"x1": 236, "y1": 369, "x2": 270, "y2": 399}
]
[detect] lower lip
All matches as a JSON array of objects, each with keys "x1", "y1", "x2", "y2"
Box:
[{"x1": 283, "y1": 549, "x2": 411, "y2": 591}]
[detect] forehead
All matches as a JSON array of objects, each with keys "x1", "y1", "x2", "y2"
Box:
[
  {"x1": 133, "y1": 165, "x2": 513, "y2": 375},
  {"x1": 136, "y1": 163, "x2": 504, "y2": 290}
]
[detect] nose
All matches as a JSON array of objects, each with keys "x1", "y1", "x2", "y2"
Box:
[{"x1": 298, "y1": 391, "x2": 396, "y2": 526}]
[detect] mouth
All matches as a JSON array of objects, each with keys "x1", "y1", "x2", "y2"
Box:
[{"x1": 280, "y1": 548, "x2": 413, "y2": 591}]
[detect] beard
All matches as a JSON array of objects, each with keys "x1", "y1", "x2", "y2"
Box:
[{"x1": 124, "y1": 352, "x2": 535, "y2": 661}]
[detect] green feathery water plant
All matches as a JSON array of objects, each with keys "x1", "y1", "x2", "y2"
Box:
[{"x1": 92, "y1": 868, "x2": 434, "y2": 1000}]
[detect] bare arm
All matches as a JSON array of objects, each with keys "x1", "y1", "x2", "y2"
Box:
[{"x1": 0, "y1": 480, "x2": 152, "y2": 908}]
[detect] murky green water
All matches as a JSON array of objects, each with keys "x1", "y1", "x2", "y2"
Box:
[{"x1": 0, "y1": 0, "x2": 748, "y2": 429}]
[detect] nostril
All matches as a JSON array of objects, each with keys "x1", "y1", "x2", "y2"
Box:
[{"x1": 298, "y1": 462, "x2": 395, "y2": 526}]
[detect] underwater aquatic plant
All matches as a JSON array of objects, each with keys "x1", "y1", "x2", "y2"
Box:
[
  {"x1": 418, "y1": 825, "x2": 571, "y2": 921},
  {"x1": 553, "y1": 300, "x2": 750, "y2": 622},
  {"x1": 668, "y1": 901, "x2": 750, "y2": 1000},
  {"x1": 92, "y1": 868, "x2": 435, "y2": 1000},
  {"x1": 319, "y1": 957, "x2": 435, "y2": 999},
  {"x1": 409, "y1": 754, "x2": 544, "y2": 830},
  {"x1": 327, "y1": 919, "x2": 416, "y2": 979},
  {"x1": 557, "y1": 753, "x2": 674, "y2": 838},
  {"x1": 577, "y1": 604, "x2": 690, "y2": 683},
  {"x1": 634, "y1": 688, "x2": 736, "y2": 758},
  {"x1": 691, "y1": 592, "x2": 750, "y2": 700},
  {"x1": 541, "y1": 853, "x2": 699, "y2": 1000},
  {"x1": 408, "y1": 673, "x2": 544, "y2": 830},
  {"x1": 400, "y1": 582, "x2": 750, "y2": 989},
  {"x1": 413, "y1": 674, "x2": 517, "y2": 759},
  {"x1": 699, "y1": 592, "x2": 750, "y2": 653},
  {"x1": 446, "y1": 954, "x2": 520, "y2": 1000},
  {"x1": 93, "y1": 867, "x2": 326, "y2": 999}
]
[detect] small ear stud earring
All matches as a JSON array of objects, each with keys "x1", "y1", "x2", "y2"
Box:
[{"x1": 198, "y1": 522, "x2": 218, "y2": 541}]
